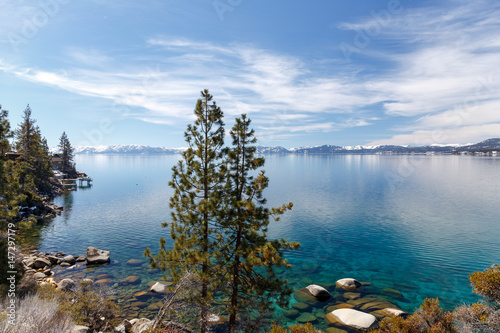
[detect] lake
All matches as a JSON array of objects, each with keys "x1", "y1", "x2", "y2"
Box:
[{"x1": 31, "y1": 154, "x2": 500, "y2": 329}]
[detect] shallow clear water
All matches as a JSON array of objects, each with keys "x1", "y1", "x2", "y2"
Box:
[{"x1": 35, "y1": 154, "x2": 500, "y2": 328}]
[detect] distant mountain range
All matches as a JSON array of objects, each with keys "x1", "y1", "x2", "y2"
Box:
[{"x1": 51, "y1": 138, "x2": 500, "y2": 155}]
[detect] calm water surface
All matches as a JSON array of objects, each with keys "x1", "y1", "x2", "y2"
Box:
[{"x1": 34, "y1": 154, "x2": 500, "y2": 327}]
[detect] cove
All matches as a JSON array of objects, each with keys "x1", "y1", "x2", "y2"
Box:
[{"x1": 29, "y1": 154, "x2": 500, "y2": 329}]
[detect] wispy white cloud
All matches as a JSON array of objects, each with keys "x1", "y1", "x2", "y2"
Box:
[
  {"x1": 2, "y1": 0, "x2": 500, "y2": 146},
  {"x1": 2, "y1": 37, "x2": 377, "y2": 136},
  {"x1": 340, "y1": 0, "x2": 500, "y2": 144},
  {"x1": 65, "y1": 48, "x2": 112, "y2": 67}
]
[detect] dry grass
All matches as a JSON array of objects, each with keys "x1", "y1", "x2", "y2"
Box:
[{"x1": 0, "y1": 292, "x2": 74, "y2": 333}]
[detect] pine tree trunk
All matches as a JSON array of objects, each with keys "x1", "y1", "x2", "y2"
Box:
[{"x1": 229, "y1": 222, "x2": 242, "y2": 333}]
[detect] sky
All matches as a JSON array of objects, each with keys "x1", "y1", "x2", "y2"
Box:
[{"x1": 1, "y1": 0, "x2": 499, "y2": 149}]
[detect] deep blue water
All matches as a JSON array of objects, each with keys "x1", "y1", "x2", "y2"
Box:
[{"x1": 36, "y1": 154, "x2": 500, "y2": 327}]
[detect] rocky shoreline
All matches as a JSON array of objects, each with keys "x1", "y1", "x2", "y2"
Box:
[
  {"x1": 20, "y1": 246, "x2": 179, "y2": 333},
  {"x1": 21, "y1": 243, "x2": 412, "y2": 332}
]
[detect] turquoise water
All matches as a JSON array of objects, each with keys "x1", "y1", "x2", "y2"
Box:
[{"x1": 36, "y1": 154, "x2": 500, "y2": 328}]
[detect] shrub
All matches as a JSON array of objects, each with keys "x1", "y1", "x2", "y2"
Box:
[
  {"x1": 0, "y1": 292, "x2": 74, "y2": 333},
  {"x1": 36, "y1": 280, "x2": 119, "y2": 332},
  {"x1": 468, "y1": 264, "x2": 500, "y2": 304},
  {"x1": 453, "y1": 264, "x2": 500, "y2": 333},
  {"x1": 267, "y1": 322, "x2": 317, "y2": 333},
  {"x1": 371, "y1": 298, "x2": 455, "y2": 333}
]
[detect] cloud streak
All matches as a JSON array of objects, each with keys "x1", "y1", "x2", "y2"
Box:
[{"x1": 1, "y1": 0, "x2": 499, "y2": 146}]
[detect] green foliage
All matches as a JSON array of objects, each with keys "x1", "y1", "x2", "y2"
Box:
[
  {"x1": 146, "y1": 89, "x2": 226, "y2": 333},
  {"x1": 222, "y1": 114, "x2": 299, "y2": 332},
  {"x1": 14, "y1": 104, "x2": 53, "y2": 195},
  {"x1": 38, "y1": 281, "x2": 119, "y2": 332},
  {"x1": 469, "y1": 264, "x2": 500, "y2": 304},
  {"x1": 58, "y1": 131, "x2": 75, "y2": 173},
  {"x1": 372, "y1": 298, "x2": 455, "y2": 333},
  {"x1": 145, "y1": 92, "x2": 299, "y2": 333},
  {"x1": 267, "y1": 323, "x2": 317, "y2": 333},
  {"x1": 453, "y1": 264, "x2": 500, "y2": 332}
]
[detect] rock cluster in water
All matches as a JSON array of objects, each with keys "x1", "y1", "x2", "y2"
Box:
[
  {"x1": 283, "y1": 278, "x2": 408, "y2": 332},
  {"x1": 21, "y1": 246, "x2": 110, "y2": 286}
]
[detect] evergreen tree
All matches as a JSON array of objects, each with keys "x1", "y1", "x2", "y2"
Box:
[
  {"x1": 223, "y1": 114, "x2": 299, "y2": 332},
  {"x1": 145, "y1": 89, "x2": 226, "y2": 333},
  {"x1": 0, "y1": 106, "x2": 23, "y2": 225},
  {"x1": 58, "y1": 131, "x2": 75, "y2": 173},
  {"x1": 0, "y1": 106, "x2": 11, "y2": 156},
  {"x1": 14, "y1": 105, "x2": 53, "y2": 195}
]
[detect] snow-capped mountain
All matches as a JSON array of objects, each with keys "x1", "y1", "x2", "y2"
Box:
[
  {"x1": 50, "y1": 138, "x2": 500, "y2": 155},
  {"x1": 50, "y1": 144, "x2": 187, "y2": 155}
]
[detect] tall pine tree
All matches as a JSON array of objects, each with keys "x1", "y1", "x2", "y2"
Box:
[
  {"x1": 223, "y1": 114, "x2": 299, "y2": 332},
  {"x1": 14, "y1": 104, "x2": 53, "y2": 195},
  {"x1": 59, "y1": 131, "x2": 75, "y2": 173},
  {"x1": 145, "y1": 89, "x2": 226, "y2": 333},
  {"x1": 0, "y1": 106, "x2": 23, "y2": 225}
]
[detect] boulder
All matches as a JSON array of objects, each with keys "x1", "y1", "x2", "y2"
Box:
[
  {"x1": 146, "y1": 302, "x2": 162, "y2": 311},
  {"x1": 335, "y1": 278, "x2": 361, "y2": 291},
  {"x1": 119, "y1": 275, "x2": 142, "y2": 286},
  {"x1": 207, "y1": 313, "x2": 226, "y2": 325},
  {"x1": 131, "y1": 318, "x2": 153, "y2": 333},
  {"x1": 381, "y1": 287, "x2": 405, "y2": 300},
  {"x1": 62, "y1": 255, "x2": 76, "y2": 265},
  {"x1": 47, "y1": 255, "x2": 60, "y2": 264},
  {"x1": 283, "y1": 309, "x2": 300, "y2": 319},
  {"x1": 126, "y1": 259, "x2": 144, "y2": 267},
  {"x1": 381, "y1": 308, "x2": 407, "y2": 318},
  {"x1": 325, "y1": 303, "x2": 355, "y2": 312},
  {"x1": 326, "y1": 309, "x2": 378, "y2": 331},
  {"x1": 306, "y1": 284, "x2": 332, "y2": 302},
  {"x1": 114, "y1": 320, "x2": 133, "y2": 333},
  {"x1": 95, "y1": 278, "x2": 113, "y2": 286},
  {"x1": 22, "y1": 258, "x2": 35, "y2": 268},
  {"x1": 33, "y1": 272, "x2": 46, "y2": 280},
  {"x1": 134, "y1": 291, "x2": 152, "y2": 301},
  {"x1": 57, "y1": 278, "x2": 77, "y2": 292},
  {"x1": 296, "y1": 312, "x2": 317, "y2": 323},
  {"x1": 292, "y1": 302, "x2": 311, "y2": 311},
  {"x1": 86, "y1": 247, "x2": 110, "y2": 265},
  {"x1": 76, "y1": 256, "x2": 86, "y2": 262},
  {"x1": 33, "y1": 257, "x2": 51, "y2": 269},
  {"x1": 150, "y1": 281, "x2": 168, "y2": 293},
  {"x1": 326, "y1": 328, "x2": 348, "y2": 333},
  {"x1": 343, "y1": 292, "x2": 360, "y2": 300}
]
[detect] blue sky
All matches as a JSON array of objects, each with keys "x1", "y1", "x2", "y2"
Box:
[{"x1": 1, "y1": 0, "x2": 499, "y2": 148}]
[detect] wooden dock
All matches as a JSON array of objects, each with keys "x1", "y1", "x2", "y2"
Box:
[{"x1": 60, "y1": 177, "x2": 93, "y2": 188}]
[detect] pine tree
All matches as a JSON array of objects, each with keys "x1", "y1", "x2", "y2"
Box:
[
  {"x1": 223, "y1": 114, "x2": 299, "y2": 332},
  {"x1": 59, "y1": 131, "x2": 75, "y2": 173},
  {"x1": 145, "y1": 89, "x2": 226, "y2": 333},
  {"x1": 0, "y1": 106, "x2": 23, "y2": 227},
  {"x1": 14, "y1": 104, "x2": 53, "y2": 195}
]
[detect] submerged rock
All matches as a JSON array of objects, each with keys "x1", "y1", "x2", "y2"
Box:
[
  {"x1": 126, "y1": 259, "x2": 144, "y2": 267},
  {"x1": 95, "y1": 278, "x2": 113, "y2": 286},
  {"x1": 283, "y1": 309, "x2": 300, "y2": 319},
  {"x1": 119, "y1": 275, "x2": 142, "y2": 286},
  {"x1": 292, "y1": 302, "x2": 311, "y2": 311},
  {"x1": 296, "y1": 312, "x2": 317, "y2": 323}
]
